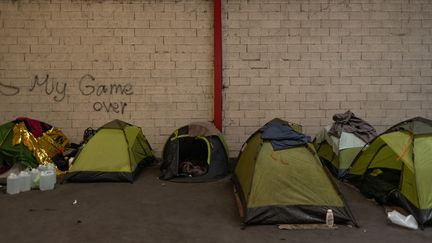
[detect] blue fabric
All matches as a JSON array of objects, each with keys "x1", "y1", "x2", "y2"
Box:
[{"x1": 260, "y1": 120, "x2": 311, "y2": 150}]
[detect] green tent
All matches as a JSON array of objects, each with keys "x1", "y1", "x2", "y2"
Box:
[
  {"x1": 348, "y1": 117, "x2": 432, "y2": 228},
  {"x1": 314, "y1": 125, "x2": 367, "y2": 179},
  {"x1": 67, "y1": 120, "x2": 154, "y2": 182},
  {"x1": 0, "y1": 121, "x2": 38, "y2": 169},
  {"x1": 233, "y1": 118, "x2": 356, "y2": 225}
]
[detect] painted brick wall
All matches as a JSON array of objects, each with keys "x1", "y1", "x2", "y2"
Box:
[
  {"x1": 0, "y1": 0, "x2": 214, "y2": 155},
  {"x1": 223, "y1": 0, "x2": 432, "y2": 153},
  {"x1": 1, "y1": 0, "x2": 431, "y2": 157}
]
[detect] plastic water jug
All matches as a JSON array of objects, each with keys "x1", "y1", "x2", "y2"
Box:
[
  {"x1": 19, "y1": 171, "x2": 31, "y2": 192},
  {"x1": 30, "y1": 168, "x2": 40, "y2": 189},
  {"x1": 38, "y1": 164, "x2": 47, "y2": 172},
  {"x1": 46, "y1": 163, "x2": 57, "y2": 184},
  {"x1": 7, "y1": 173, "x2": 20, "y2": 195},
  {"x1": 39, "y1": 171, "x2": 55, "y2": 191}
]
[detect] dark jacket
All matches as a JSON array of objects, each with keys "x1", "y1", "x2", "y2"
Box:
[{"x1": 328, "y1": 111, "x2": 377, "y2": 143}]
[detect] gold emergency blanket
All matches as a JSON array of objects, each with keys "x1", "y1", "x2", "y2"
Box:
[{"x1": 12, "y1": 122, "x2": 69, "y2": 165}]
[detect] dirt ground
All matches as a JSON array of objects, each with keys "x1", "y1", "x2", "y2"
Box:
[{"x1": 0, "y1": 165, "x2": 430, "y2": 243}]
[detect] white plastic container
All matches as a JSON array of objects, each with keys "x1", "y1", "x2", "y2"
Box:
[
  {"x1": 46, "y1": 163, "x2": 57, "y2": 184},
  {"x1": 38, "y1": 164, "x2": 47, "y2": 172},
  {"x1": 50, "y1": 170, "x2": 56, "y2": 186},
  {"x1": 30, "y1": 168, "x2": 40, "y2": 189},
  {"x1": 387, "y1": 210, "x2": 418, "y2": 230},
  {"x1": 326, "y1": 209, "x2": 334, "y2": 227},
  {"x1": 6, "y1": 173, "x2": 20, "y2": 195},
  {"x1": 19, "y1": 171, "x2": 31, "y2": 192},
  {"x1": 39, "y1": 171, "x2": 55, "y2": 191}
]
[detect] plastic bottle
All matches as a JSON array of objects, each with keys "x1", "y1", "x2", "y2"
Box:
[
  {"x1": 326, "y1": 209, "x2": 334, "y2": 227},
  {"x1": 6, "y1": 173, "x2": 20, "y2": 195},
  {"x1": 19, "y1": 171, "x2": 31, "y2": 192},
  {"x1": 39, "y1": 171, "x2": 55, "y2": 191}
]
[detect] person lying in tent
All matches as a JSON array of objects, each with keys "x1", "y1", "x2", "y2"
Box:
[{"x1": 179, "y1": 160, "x2": 208, "y2": 177}]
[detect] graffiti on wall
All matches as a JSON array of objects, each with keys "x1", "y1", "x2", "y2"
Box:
[
  {"x1": 79, "y1": 74, "x2": 133, "y2": 114},
  {"x1": 0, "y1": 74, "x2": 134, "y2": 114},
  {"x1": 29, "y1": 74, "x2": 67, "y2": 102},
  {"x1": 0, "y1": 82, "x2": 20, "y2": 96}
]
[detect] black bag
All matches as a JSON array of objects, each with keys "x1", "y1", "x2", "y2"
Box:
[{"x1": 83, "y1": 127, "x2": 96, "y2": 143}]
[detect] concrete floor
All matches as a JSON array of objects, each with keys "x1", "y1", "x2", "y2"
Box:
[{"x1": 0, "y1": 165, "x2": 430, "y2": 243}]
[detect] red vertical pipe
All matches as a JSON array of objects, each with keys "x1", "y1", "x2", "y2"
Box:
[{"x1": 214, "y1": 0, "x2": 223, "y2": 131}]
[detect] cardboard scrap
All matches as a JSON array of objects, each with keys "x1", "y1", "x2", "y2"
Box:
[{"x1": 278, "y1": 224, "x2": 338, "y2": 230}]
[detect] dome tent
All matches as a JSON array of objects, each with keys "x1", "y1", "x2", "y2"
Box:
[
  {"x1": 160, "y1": 122, "x2": 229, "y2": 182},
  {"x1": 314, "y1": 111, "x2": 377, "y2": 179},
  {"x1": 233, "y1": 118, "x2": 356, "y2": 225},
  {"x1": 0, "y1": 121, "x2": 38, "y2": 170},
  {"x1": 0, "y1": 117, "x2": 69, "y2": 171},
  {"x1": 66, "y1": 120, "x2": 154, "y2": 182},
  {"x1": 348, "y1": 117, "x2": 432, "y2": 228}
]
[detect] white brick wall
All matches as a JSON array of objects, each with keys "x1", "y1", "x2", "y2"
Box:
[
  {"x1": 223, "y1": 0, "x2": 432, "y2": 153},
  {"x1": 0, "y1": 0, "x2": 214, "y2": 155},
  {"x1": 0, "y1": 0, "x2": 431, "y2": 157}
]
